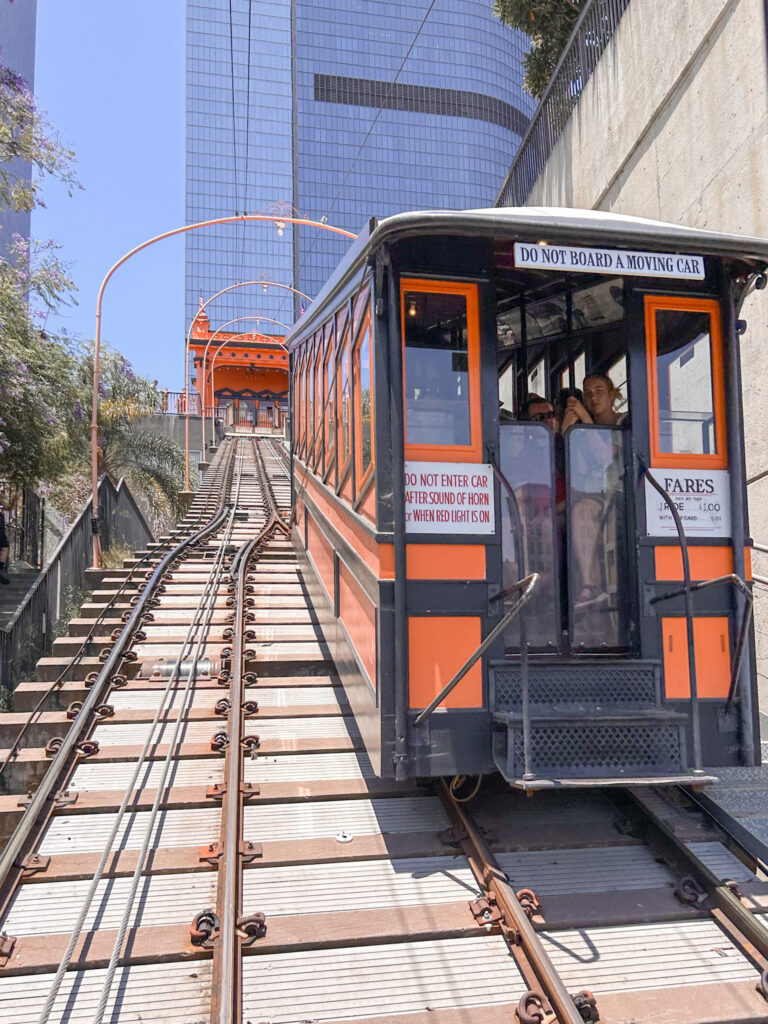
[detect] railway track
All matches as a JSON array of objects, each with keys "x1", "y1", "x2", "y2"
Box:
[{"x1": 0, "y1": 435, "x2": 767, "y2": 1022}]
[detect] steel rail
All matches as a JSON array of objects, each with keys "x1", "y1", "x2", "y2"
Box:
[
  {"x1": 211, "y1": 438, "x2": 291, "y2": 1021},
  {"x1": 0, "y1": 443, "x2": 237, "y2": 926},
  {"x1": 254, "y1": 438, "x2": 291, "y2": 535},
  {"x1": 439, "y1": 780, "x2": 587, "y2": 1024},
  {"x1": 625, "y1": 788, "x2": 768, "y2": 974},
  {"x1": 34, "y1": 441, "x2": 238, "y2": 1015},
  {"x1": 265, "y1": 437, "x2": 296, "y2": 527},
  {"x1": 29, "y1": 441, "x2": 241, "y2": 1024},
  {"x1": 0, "y1": 464, "x2": 234, "y2": 778},
  {"x1": 90, "y1": 443, "x2": 249, "y2": 1024},
  {"x1": 0, "y1": 441, "x2": 236, "y2": 897},
  {"x1": 210, "y1": 532, "x2": 258, "y2": 1023},
  {"x1": 0, "y1": 449, "x2": 234, "y2": 828}
]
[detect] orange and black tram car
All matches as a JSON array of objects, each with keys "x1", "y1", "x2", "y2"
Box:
[{"x1": 286, "y1": 208, "x2": 768, "y2": 788}]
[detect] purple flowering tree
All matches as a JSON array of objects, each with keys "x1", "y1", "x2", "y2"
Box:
[
  {"x1": 0, "y1": 234, "x2": 85, "y2": 486},
  {"x1": 0, "y1": 44, "x2": 182, "y2": 535},
  {"x1": 0, "y1": 52, "x2": 80, "y2": 213},
  {"x1": 0, "y1": 44, "x2": 83, "y2": 487}
]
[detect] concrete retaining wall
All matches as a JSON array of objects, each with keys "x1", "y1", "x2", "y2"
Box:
[{"x1": 523, "y1": 0, "x2": 768, "y2": 709}]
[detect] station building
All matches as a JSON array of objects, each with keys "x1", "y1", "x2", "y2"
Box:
[{"x1": 189, "y1": 308, "x2": 288, "y2": 429}]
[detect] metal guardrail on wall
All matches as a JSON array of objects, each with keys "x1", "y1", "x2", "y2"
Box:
[
  {"x1": 160, "y1": 391, "x2": 201, "y2": 415},
  {"x1": 496, "y1": 0, "x2": 631, "y2": 208},
  {"x1": 217, "y1": 405, "x2": 287, "y2": 430},
  {"x1": 0, "y1": 476, "x2": 153, "y2": 705}
]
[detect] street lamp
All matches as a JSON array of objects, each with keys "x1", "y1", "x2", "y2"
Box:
[
  {"x1": 88, "y1": 212, "x2": 356, "y2": 567},
  {"x1": 197, "y1": 315, "x2": 290, "y2": 454},
  {"x1": 265, "y1": 200, "x2": 301, "y2": 239},
  {"x1": 183, "y1": 278, "x2": 312, "y2": 489}
]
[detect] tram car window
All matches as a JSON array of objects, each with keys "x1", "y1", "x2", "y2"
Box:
[{"x1": 287, "y1": 208, "x2": 768, "y2": 790}]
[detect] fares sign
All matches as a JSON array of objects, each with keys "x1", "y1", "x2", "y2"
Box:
[
  {"x1": 644, "y1": 468, "x2": 731, "y2": 538},
  {"x1": 404, "y1": 461, "x2": 495, "y2": 535},
  {"x1": 513, "y1": 241, "x2": 705, "y2": 279}
]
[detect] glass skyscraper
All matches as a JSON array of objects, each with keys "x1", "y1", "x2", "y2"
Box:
[
  {"x1": 0, "y1": 0, "x2": 37, "y2": 260},
  {"x1": 185, "y1": 0, "x2": 532, "y2": 336}
]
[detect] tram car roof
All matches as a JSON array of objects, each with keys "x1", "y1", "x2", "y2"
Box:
[{"x1": 287, "y1": 206, "x2": 768, "y2": 348}]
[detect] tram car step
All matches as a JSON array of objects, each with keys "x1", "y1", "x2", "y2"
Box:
[{"x1": 489, "y1": 660, "x2": 712, "y2": 787}]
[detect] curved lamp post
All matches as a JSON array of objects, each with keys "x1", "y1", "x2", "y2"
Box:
[
  {"x1": 89, "y1": 213, "x2": 356, "y2": 567},
  {"x1": 184, "y1": 278, "x2": 311, "y2": 487},
  {"x1": 198, "y1": 315, "x2": 290, "y2": 452}
]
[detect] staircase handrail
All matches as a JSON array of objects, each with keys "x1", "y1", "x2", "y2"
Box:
[
  {"x1": 0, "y1": 476, "x2": 151, "y2": 636},
  {"x1": 0, "y1": 476, "x2": 153, "y2": 702},
  {"x1": 642, "y1": 464, "x2": 708, "y2": 771}
]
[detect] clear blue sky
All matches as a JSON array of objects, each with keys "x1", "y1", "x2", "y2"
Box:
[{"x1": 33, "y1": 0, "x2": 185, "y2": 389}]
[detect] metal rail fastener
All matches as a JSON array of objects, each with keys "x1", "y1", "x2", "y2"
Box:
[{"x1": 627, "y1": 787, "x2": 768, "y2": 981}]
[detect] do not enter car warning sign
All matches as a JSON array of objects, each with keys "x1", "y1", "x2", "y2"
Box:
[{"x1": 404, "y1": 461, "x2": 496, "y2": 535}]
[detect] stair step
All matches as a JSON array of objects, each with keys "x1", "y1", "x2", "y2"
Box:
[
  {"x1": 495, "y1": 708, "x2": 688, "y2": 725},
  {"x1": 493, "y1": 716, "x2": 690, "y2": 784},
  {"x1": 501, "y1": 771, "x2": 718, "y2": 790},
  {"x1": 491, "y1": 659, "x2": 661, "y2": 712}
]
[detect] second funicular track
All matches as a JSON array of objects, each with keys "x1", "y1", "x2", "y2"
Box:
[{"x1": 0, "y1": 435, "x2": 768, "y2": 1022}]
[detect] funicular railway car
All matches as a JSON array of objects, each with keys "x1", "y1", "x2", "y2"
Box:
[{"x1": 287, "y1": 208, "x2": 768, "y2": 788}]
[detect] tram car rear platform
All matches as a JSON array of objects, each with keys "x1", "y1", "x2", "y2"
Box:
[{"x1": 286, "y1": 208, "x2": 768, "y2": 789}]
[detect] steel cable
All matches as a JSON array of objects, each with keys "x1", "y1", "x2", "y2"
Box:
[
  {"x1": 34, "y1": 440, "x2": 241, "y2": 1024},
  {"x1": 0, "y1": 449, "x2": 236, "y2": 901},
  {"x1": 89, "y1": 442, "x2": 256, "y2": 1024},
  {"x1": 0, "y1": 521, "x2": 195, "y2": 779}
]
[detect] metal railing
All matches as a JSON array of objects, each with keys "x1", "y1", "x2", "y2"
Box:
[
  {"x1": 159, "y1": 390, "x2": 201, "y2": 415},
  {"x1": 1, "y1": 486, "x2": 43, "y2": 568},
  {"x1": 0, "y1": 476, "x2": 153, "y2": 705},
  {"x1": 496, "y1": 0, "x2": 631, "y2": 208},
  {"x1": 218, "y1": 405, "x2": 286, "y2": 431}
]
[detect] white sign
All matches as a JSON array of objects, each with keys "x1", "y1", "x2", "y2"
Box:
[
  {"x1": 513, "y1": 241, "x2": 705, "y2": 280},
  {"x1": 645, "y1": 468, "x2": 731, "y2": 538},
  {"x1": 404, "y1": 461, "x2": 495, "y2": 534}
]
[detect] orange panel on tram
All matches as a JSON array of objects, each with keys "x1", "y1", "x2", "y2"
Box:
[
  {"x1": 408, "y1": 616, "x2": 483, "y2": 709},
  {"x1": 662, "y1": 616, "x2": 731, "y2": 698},
  {"x1": 406, "y1": 544, "x2": 486, "y2": 581}
]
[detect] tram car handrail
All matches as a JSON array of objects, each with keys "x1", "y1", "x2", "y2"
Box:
[
  {"x1": 642, "y1": 464, "x2": 755, "y2": 725},
  {"x1": 414, "y1": 571, "x2": 539, "y2": 726}
]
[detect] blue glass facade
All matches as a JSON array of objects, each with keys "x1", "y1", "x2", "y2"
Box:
[
  {"x1": 186, "y1": 0, "x2": 294, "y2": 332},
  {"x1": 185, "y1": 0, "x2": 532, "y2": 336},
  {"x1": 0, "y1": 0, "x2": 37, "y2": 260}
]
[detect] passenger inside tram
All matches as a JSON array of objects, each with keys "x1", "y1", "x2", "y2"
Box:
[
  {"x1": 553, "y1": 385, "x2": 583, "y2": 429},
  {"x1": 561, "y1": 373, "x2": 627, "y2": 429},
  {"x1": 520, "y1": 393, "x2": 566, "y2": 513},
  {"x1": 563, "y1": 374, "x2": 627, "y2": 622}
]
